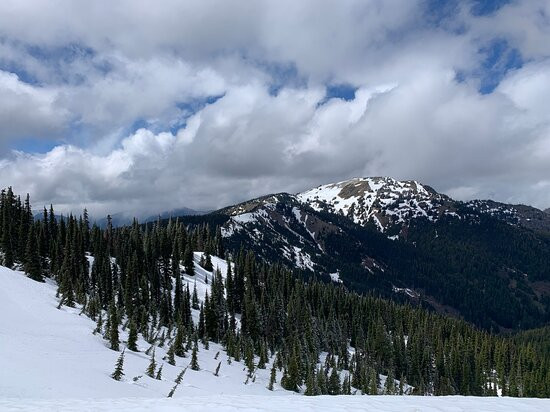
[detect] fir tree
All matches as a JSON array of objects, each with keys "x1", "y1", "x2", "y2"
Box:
[
  {"x1": 184, "y1": 245, "x2": 194, "y2": 276},
  {"x1": 166, "y1": 343, "x2": 176, "y2": 366},
  {"x1": 369, "y1": 368, "x2": 379, "y2": 395},
  {"x1": 384, "y1": 370, "x2": 396, "y2": 395},
  {"x1": 305, "y1": 368, "x2": 318, "y2": 396},
  {"x1": 24, "y1": 224, "x2": 43, "y2": 282},
  {"x1": 268, "y1": 363, "x2": 277, "y2": 391},
  {"x1": 203, "y1": 252, "x2": 213, "y2": 271},
  {"x1": 127, "y1": 317, "x2": 138, "y2": 352},
  {"x1": 328, "y1": 368, "x2": 341, "y2": 395},
  {"x1": 108, "y1": 302, "x2": 120, "y2": 351},
  {"x1": 155, "y1": 364, "x2": 163, "y2": 380},
  {"x1": 190, "y1": 342, "x2": 200, "y2": 371},
  {"x1": 111, "y1": 349, "x2": 125, "y2": 381},
  {"x1": 175, "y1": 367, "x2": 187, "y2": 384},
  {"x1": 146, "y1": 349, "x2": 157, "y2": 378},
  {"x1": 167, "y1": 383, "x2": 178, "y2": 398},
  {"x1": 192, "y1": 282, "x2": 200, "y2": 310}
]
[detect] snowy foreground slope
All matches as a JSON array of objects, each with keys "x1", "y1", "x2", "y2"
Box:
[
  {"x1": 1, "y1": 395, "x2": 549, "y2": 412},
  {"x1": 1, "y1": 261, "x2": 549, "y2": 411}
]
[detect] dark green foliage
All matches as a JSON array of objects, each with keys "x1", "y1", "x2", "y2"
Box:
[
  {"x1": 305, "y1": 368, "x2": 318, "y2": 396},
  {"x1": 175, "y1": 367, "x2": 187, "y2": 384},
  {"x1": 167, "y1": 384, "x2": 178, "y2": 398},
  {"x1": 111, "y1": 349, "x2": 125, "y2": 381},
  {"x1": 220, "y1": 193, "x2": 550, "y2": 332},
  {"x1": 1, "y1": 187, "x2": 549, "y2": 398},
  {"x1": 268, "y1": 363, "x2": 276, "y2": 391},
  {"x1": 155, "y1": 364, "x2": 163, "y2": 380},
  {"x1": 127, "y1": 317, "x2": 138, "y2": 352},
  {"x1": 184, "y1": 245, "x2": 194, "y2": 276},
  {"x1": 328, "y1": 368, "x2": 341, "y2": 395},
  {"x1": 190, "y1": 342, "x2": 200, "y2": 371},
  {"x1": 202, "y1": 251, "x2": 213, "y2": 271},
  {"x1": 108, "y1": 302, "x2": 120, "y2": 351},
  {"x1": 146, "y1": 350, "x2": 157, "y2": 378},
  {"x1": 166, "y1": 344, "x2": 176, "y2": 366},
  {"x1": 24, "y1": 224, "x2": 42, "y2": 282}
]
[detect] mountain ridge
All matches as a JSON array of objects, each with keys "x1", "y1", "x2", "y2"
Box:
[{"x1": 205, "y1": 176, "x2": 550, "y2": 331}]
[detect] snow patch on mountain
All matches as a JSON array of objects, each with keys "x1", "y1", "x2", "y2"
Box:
[
  {"x1": 329, "y1": 272, "x2": 342, "y2": 283},
  {"x1": 297, "y1": 177, "x2": 454, "y2": 231}
]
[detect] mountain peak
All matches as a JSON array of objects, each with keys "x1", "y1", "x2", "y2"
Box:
[{"x1": 296, "y1": 176, "x2": 452, "y2": 230}]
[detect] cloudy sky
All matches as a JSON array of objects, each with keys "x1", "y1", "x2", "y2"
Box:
[{"x1": 1, "y1": 0, "x2": 550, "y2": 217}]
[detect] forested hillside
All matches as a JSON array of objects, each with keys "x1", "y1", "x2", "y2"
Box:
[
  {"x1": 1, "y1": 187, "x2": 550, "y2": 397},
  {"x1": 211, "y1": 180, "x2": 550, "y2": 332}
]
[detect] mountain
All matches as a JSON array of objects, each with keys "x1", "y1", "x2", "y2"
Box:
[
  {"x1": 143, "y1": 207, "x2": 208, "y2": 222},
  {"x1": 296, "y1": 177, "x2": 456, "y2": 232},
  {"x1": 466, "y1": 199, "x2": 550, "y2": 235},
  {"x1": 210, "y1": 177, "x2": 550, "y2": 331},
  {"x1": 94, "y1": 207, "x2": 206, "y2": 228},
  {"x1": 2, "y1": 184, "x2": 550, "y2": 404}
]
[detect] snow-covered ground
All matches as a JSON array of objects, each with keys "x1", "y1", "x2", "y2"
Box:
[
  {"x1": 1, "y1": 395, "x2": 549, "y2": 411},
  {"x1": 1, "y1": 261, "x2": 549, "y2": 411}
]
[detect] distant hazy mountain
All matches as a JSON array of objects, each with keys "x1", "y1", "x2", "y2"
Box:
[{"x1": 94, "y1": 207, "x2": 206, "y2": 228}]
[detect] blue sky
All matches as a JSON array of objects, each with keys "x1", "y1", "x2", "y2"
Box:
[{"x1": 0, "y1": 0, "x2": 549, "y2": 216}]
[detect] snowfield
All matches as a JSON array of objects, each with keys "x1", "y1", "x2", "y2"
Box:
[
  {"x1": 1, "y1": 262, "x2": 549, "y2": 411},
  {"x1": 1, "y1": 395, "x2": 550, "y2": 412}
]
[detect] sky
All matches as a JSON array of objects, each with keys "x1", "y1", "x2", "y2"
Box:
[{"x1": 1, "y1": 0, "x2": 550, "y2": 218}]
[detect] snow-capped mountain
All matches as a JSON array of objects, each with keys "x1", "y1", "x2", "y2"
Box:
[
  {"x1": 220, "y1": 177, "x2": 550, "y2": 245},
  {"x1": 212, "y1": 177, "x2": 550, "y2": 331},
  {"x1": 297, "y1": 177, "x2": 456, "y2": 231}
]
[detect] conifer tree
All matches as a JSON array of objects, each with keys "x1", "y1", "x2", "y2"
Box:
[
  {"x1": 305, "y1": 368, "x2": 318, "y2": 396},
  {"x1": 167, "y1": 383, "x2": 178, "y2": 398},
  {"x1": 175, "y1": 367, "x2": 187, "y2": 384},
  {"x1": 184, "y1": 245, "x2": 194, "y2": 276},
  {"x1": 268, "y1": 363, "x2": 277, "y2": 391},
  {"x1": 190, "y1": 342, "x2": 200, "y2": 371},
  {"x1": 192, "y1": 282, "x2": 199, "y2": 310},
  {"x1": 203, "y1": 252, "x2": 213, "y2": 271},
  {"x1": 146, "y1": 349, "x2": 157, "y2": 378},
  {"x1": 384, "y1": 370, "x2": 396, "y2": 394},
  {"x1": 127, "y1": 317, "x2": 138, "y2": 352},
  {"x1": 111, "y1": 349, "x2": 125, "y2": 381},
  {"x1": 342, "y1": 374, "x2": 352, "y2": 395},
  {"x1": 173, "y1": 324, "x2": 185, "y2": 357},
  {"x1": 155, "y1": 364, "x2": 163, "y2": 380},
  {"x1": 328, "y1": 368, "x2": 341, "y2": 395},
  {"x1": 166, "y1": 344, "x2": 176, "y2": 366},
  {"x1": 369, "y1": 368, "x2": 379, "y2": 395},
  {"x1": 24, "y1": 224, "x2": 43, "y2": 282},
  {"x1": 108, "y1": 302, "x2": 120, "y2": 351}
]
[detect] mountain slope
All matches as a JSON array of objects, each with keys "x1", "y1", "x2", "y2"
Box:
[
  {"x1": 297, "y1": 177, "x2": 456, "y2": 232},
  {"x1": 2, "y1": 264, "x2": 550, "y2": 410},
  {"x1": 0, "y1": 256, "x2": 280, "y2": 399},
  {"x1": 211, "y1": 177, "x2": 550, "y2": 331}
]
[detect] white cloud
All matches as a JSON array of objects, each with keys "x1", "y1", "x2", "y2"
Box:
[
  {"x1": 0, "y1": 71, "x2": 68, "y2": 144},
  {"x1": 0, "y1": 0, "x2": 550, "y2": 214}
]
